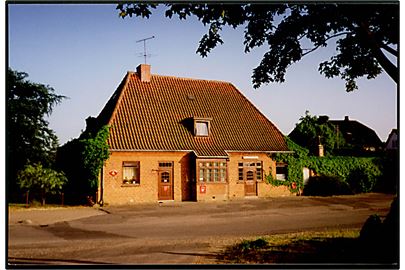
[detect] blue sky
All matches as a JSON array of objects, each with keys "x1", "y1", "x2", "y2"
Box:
[{"x1": 8, "y1": 4, "x2": 397, "y2": 144}]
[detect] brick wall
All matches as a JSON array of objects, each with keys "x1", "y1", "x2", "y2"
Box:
[
  {"x1": 100, "y1": 151, "x2": 293, "y2": 205},
  {"x1": 196, "y1": 152, "x2": 293, "y2": 202},
  {"x1": 100, "y1": 151, "x2": 191, "y2": 205},
  {"x1": 196, "y1": 183, "x2": 228, "y2": 201}
]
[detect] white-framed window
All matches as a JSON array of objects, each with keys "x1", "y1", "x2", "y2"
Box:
[
  {"x1": 196, "y1": 121, "x2": 209, "y2": 136},
  {"x1": 198, "y1": 160, "x2": 227, "y2": 183},
  {"x1": 122, "y1": 161, "x2": 140, "y2": 185},
  {"x1": 193, "y1": 117, "x2": 211, "y2": 136}
]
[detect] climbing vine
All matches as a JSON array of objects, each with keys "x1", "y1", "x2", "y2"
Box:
[{"x1": 267, "y1": 137, "x2": 382, "y2": 194}]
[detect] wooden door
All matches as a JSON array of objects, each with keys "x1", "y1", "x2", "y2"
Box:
[
  {"x1": 158, "y1": 170, "x2": 173, "y2": 200},
  {"x1": 244, "y1": 169, "x2": 257, "y2": 196}
]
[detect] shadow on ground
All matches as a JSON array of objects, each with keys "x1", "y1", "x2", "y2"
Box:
[
  {"x1": 216, "y1": 236, "x2": 397, "y2": 265},
  {"x1": 8, "y1": 257, "x2": 113, "y2": 265}
]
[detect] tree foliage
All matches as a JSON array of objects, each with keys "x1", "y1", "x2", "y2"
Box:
[
  {"x1": 56, "y1": 125, "x2": 110, "y2": 204},
  {"x1": 288, "y1": 111, "x2": 346, "y2": 156},
  {"x1": 17, "y1": 163, "x2": 67, "y2": 205},
  {"x1": 7, "y1": 68, "x2": 66, "y2": 196},
  {"x1": 117, "y1": 3, "x2": 398, "y2": 91}
]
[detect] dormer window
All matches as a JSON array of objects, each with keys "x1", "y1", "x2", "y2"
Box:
[{"x1": 194, "y1": 117, "x2": 211, "y2": 136}]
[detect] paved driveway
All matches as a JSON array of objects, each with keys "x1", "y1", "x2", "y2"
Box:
[{"x1": 8, "y1": 193, "x2": 395, "y2": 265}]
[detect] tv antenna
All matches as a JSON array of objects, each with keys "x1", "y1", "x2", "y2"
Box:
[{"x1": 136, "y1": 36, "x2": 155, "y2": 64}]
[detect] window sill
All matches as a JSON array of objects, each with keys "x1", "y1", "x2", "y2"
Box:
[
  {"x1": 237, "y1": 180, "x2": 263, "y2": 184},
  {"x1": 121, "y1": 183, "x2": 140, "y2": 187}
]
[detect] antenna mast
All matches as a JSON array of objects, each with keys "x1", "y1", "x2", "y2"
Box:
[{"x1": 136, "y1": 36, "x2": 155, "y2": 64}]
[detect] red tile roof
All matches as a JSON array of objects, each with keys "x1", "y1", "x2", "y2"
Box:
[{"x1": 97, "y1": 70, "x2": 289, "y2": 157}]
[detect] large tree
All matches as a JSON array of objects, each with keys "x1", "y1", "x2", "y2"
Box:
[
  {"x1": 117, "y1": 3, "x2": 398, "y2": 91},
  {"x1": 7, "y1": 68, "x2": 65, "y2": 197}
]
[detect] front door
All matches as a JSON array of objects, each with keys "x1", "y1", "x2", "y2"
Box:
[
  {"x1": 158, "y1": 168, "x2": 173, "y2": 200},
  {"x1": 244, "y1": 169, "x2": 257, "y2": 196}
]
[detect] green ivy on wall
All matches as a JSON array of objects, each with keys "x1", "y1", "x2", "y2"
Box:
[
  {"x1": 56, "y1": 125, "x2": 111, "y2": 204},
  {"x1": 267, "y1": 137, "x2": 382, "y2": 194}
]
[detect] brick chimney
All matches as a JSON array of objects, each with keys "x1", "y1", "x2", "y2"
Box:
[{"x1": 136, "y1": 64, "x2": 151, "y2": 83}]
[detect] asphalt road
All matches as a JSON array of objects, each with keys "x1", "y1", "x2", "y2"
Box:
[{"x1": 8, "y1": 193, "x2": 395, "y2": 266}]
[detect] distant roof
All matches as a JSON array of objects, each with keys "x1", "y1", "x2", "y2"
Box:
[
  {"x1": 329, "y1": 116, "x2": 382, "y2": 147},
  {"x1": 95, "y1": 69, "x2": 289, "y2": 157}
]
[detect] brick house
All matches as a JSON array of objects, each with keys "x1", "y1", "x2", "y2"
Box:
[{"x1": 94, "y1": 64, "x2": 291, "y2": 205}]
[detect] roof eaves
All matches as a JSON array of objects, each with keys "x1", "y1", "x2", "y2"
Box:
[
  {"x1": 109, "y1": 148, "x2": 193, "y2": 153},
  {"x1": 195, "y1": 155, "x2": 229, "y2": 159},
  {"x1": 225, "y1": 150, "x2": 293, "y2": 154}
]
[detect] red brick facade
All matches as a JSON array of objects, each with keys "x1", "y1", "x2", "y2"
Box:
[{"x1": 100, "y1": 151, "x2": 291, "y2": 205}]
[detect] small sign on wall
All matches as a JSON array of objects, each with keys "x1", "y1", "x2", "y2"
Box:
[
  {"x1": 200, "y1": 185, "x2": 206, "y2": 193},
  {"x1": 109, "y1": 170, "x2": 118, "y2": 177}
]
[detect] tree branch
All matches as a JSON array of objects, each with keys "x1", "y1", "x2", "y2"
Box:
[
  {"x1": 371, "y1": 46, "x2": 398, "y2": 83},
  {"x1": 302, "y1": 31, "x2": 352, "y2": 57},
  {"x1": 358, "y1": 23, "x2": 398, "y2": 83}
]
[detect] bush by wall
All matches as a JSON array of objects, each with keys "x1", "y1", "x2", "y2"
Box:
[{"x1": 303, "y1": 175, "x2": 353, "y2": 196}]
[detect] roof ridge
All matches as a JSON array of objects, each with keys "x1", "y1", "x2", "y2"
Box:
[{"x1": 129, "y1": 71, "x2": 233, "y2": 85}]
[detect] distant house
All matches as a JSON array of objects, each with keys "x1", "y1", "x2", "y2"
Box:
[
  {"x1": 91, "y1": 64, "x2": 291, "y2": 205},
  {"x1": 329, "y1": 116, "x2": 383, "y2": 153},
  {"x1": 385, "y1": 129, "x2": 398, "y2": 151}
]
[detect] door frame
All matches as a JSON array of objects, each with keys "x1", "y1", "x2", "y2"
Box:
[
  {"x1": 239, "y1": 161, "x2": 261, "y2": 196},
  {"x1": 244, "y1": 167, "x2": 257, "y2": 196},
  {"x1": 157, "y1": 162, "x2": 174, "y2": 200}
]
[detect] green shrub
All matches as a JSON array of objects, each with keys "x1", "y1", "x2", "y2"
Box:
[
  {"x1": 303, "y1": 175, "x2": 353, "y2": 196},
  {"x1": 347, "y1": 168, "x2": 377, "y2": 193},
  {"x1": 359, "y1": 214, "x2": 383, "y2": 242},
  {"x1": 358, "y1": 198, "x2": 399, "y2": 264}
]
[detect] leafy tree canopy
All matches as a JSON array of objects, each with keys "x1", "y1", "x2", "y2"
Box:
[
  {"x1": 288, "y1": 111, "x2": 346, "y2": 155},
  {"x1": 117, "y1": 3, "x2": 398, "y2": 91},
  {"x1": 7, "y1": 68, "x2": 66, "y2": 193}
]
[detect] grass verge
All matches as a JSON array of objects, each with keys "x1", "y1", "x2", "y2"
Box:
[{"x1": 215, "y1": 229, "x2": 390, "y2": 264}]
